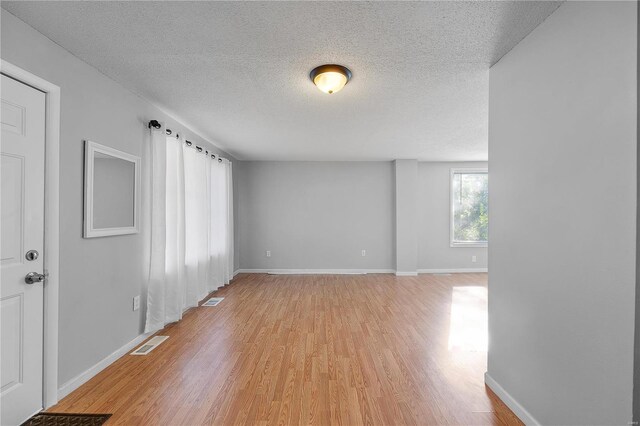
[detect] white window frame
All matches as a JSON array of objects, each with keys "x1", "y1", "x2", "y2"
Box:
[{"x1": 450, "y1": 168, "x2": 488, "y2": 248}]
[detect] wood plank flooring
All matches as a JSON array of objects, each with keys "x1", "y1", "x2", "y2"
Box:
[{"x1": 48, "y1": 273, "x2": 522, "y2": 425}]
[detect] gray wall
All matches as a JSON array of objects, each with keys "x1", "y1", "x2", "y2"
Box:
[
  {"x1": 237, "y1": 161, "x2": 395, "y2": 271},
  {"x1": 636, "y1": 0, "x2": 640, "y2": 420},
  {"x1": 237, "y1": 160, "x2": 489, "y2": 273},
  {"x1": 394, "y1": 160, "x2": 418, "y2": 274},
  {"x1": 488, "y1": 2, "x2": 637, "y2": 424},
  {"x1": 418, "y1": 162, "x2": 488, "y2": 270},
  {"x1": 1, "y1": 10, "x2": 237, "y2": 386}
]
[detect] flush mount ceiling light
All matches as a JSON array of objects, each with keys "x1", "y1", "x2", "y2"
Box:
[{"x1": 310, "y1": 64, "x2": 352, "y2": 95}]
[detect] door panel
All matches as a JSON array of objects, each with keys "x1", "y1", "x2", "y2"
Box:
[
  {"x1": 0, "y1": 74, "x2": 46, "y2": 425},
  {"x1": 1, "y1": 154, "x2": 24, "y2": 265},
  {"x1": 1, "y1": 99, "x2": 26, "y2": 135},
  {"x1": 1, "y1": 294, "x2": 23, "y2": 392}
]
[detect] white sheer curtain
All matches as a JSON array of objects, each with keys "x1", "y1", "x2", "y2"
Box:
[
  {"x1": 210, "y1": 158, "x2": 234, "y2": 287},
  {"x1": 145, "y1": 124, "x2": 234, "y2": 334}
]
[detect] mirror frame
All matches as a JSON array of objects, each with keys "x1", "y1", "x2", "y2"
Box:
[{"x1": 83, "y1": 140, "x2": 140, "y2": 238}]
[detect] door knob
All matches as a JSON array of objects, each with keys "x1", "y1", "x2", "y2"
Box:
[{"x1": 25, "y1": 272, "x2": 45, "y2": 284}]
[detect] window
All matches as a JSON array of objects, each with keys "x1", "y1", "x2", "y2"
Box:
[{"x1": 450, "y1": 169, "x2": 488, "y2": 247}]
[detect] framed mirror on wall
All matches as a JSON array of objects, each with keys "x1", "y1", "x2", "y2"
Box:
[{"x1": 83, "y1": 140, "x2": 140, "y2": 238}]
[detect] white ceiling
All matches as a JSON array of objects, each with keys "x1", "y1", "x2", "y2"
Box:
[{"x1": 3, "y1": 1, "x2": 562, "y2": 161}]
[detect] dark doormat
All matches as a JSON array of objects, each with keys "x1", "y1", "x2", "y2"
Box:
[{"x1": 21, "y1": 412, "x2": 111, "y2": 426}]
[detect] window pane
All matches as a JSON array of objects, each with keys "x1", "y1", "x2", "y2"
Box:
[{"x1": 453, "y1": 172, "x2": 488, "y2": 243}]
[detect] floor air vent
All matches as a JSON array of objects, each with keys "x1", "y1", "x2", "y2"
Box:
[
  {"x1": 202, "y1": 297, "x2": 224, "y2": 306},
  {"x1": 130, "y1": 336, "x2": 169, "y2": 356}
]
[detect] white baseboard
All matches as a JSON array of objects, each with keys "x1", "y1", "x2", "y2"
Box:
[
  {"x1": 57, "y1": 332, "x2": 151, "y2": 400},
  {"x1": 418, "y1": 268, "x2": 488, "y2": 274},
  {"x1": 236, "y1": 268, "x2": 395, "y2": 275},
  {"x1": 484, "y1": 372, "x2": 539, "y2": 425},
  {"x1": 235, "y1": 268, "x2": 486, "y2": 275}
]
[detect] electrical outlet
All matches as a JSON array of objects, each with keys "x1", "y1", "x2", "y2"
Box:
[
  {"x1": 472, "y1": 255, "x2": 477, "y2": 263},
  {"x1": 133, "y1": 295, "x2": 140, "y2": 311},
  {"x1": 266, "y1": 250, "x2": 271, "y2": 258},
  {"x1": 361, "y1": 250, "x2": 366, "y2": 257}
]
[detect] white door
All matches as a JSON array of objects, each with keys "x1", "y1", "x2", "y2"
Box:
[{"x1": 1, "y1": 74, "x2": 46, "y2": 425}]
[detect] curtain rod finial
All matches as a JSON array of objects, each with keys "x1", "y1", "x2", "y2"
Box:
[{"x1": 148, "y1": 119, "x2": 161, "y2": 129}]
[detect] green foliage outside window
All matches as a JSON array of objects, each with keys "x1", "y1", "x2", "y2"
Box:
[{"x1": 452, "y1": 172, "x2": 488, "y2": 243}]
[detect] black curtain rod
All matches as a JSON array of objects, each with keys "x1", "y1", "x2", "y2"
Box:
[{"x1": 148, "y1": 119, "x2": 226, "y2": 162}]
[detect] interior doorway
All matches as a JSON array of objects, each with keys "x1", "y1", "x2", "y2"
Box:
[{"x1": 1, "y1": 61, "x2": 61, "y2": 425}]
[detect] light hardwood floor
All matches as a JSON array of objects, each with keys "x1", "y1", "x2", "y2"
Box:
[{"x1": 49, "y1": 273, "x2": 522, "y2": 425}]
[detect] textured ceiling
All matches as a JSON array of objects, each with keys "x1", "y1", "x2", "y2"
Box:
[{"x1": 3, "y1": 1, "x2": 562, "y2": 161}]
